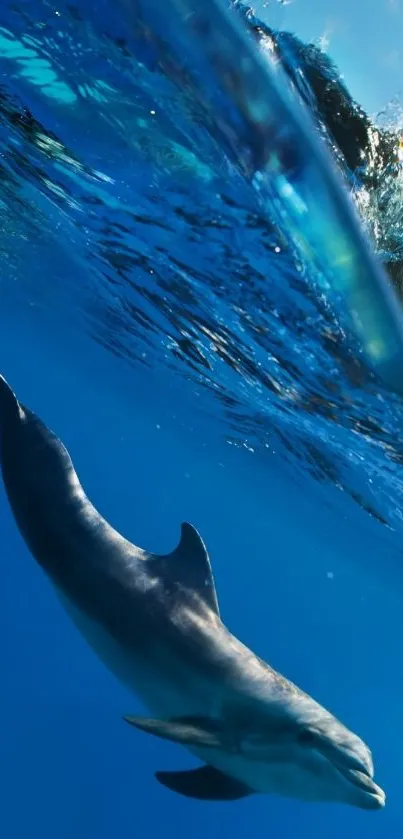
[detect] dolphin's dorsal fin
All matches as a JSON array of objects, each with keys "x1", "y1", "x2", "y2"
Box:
[{"x1": 152, "y1": 523, "x2": 220, "y2": 616}]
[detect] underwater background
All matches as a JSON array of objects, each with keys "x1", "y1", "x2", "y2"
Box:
[{"x1": 1, "y1": 0, "x2": 403, "y2": 836}]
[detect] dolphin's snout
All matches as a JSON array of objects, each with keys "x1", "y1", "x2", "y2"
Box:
[
  {"x1": 337, "y1": 765, "x2": 385, "y2": 810},
  {"x1": 327, "y1": 742, "x2": 385, "y2": 810},
  {"x1": 307, "y1": 727, "x2": 385, "y2": 810}
]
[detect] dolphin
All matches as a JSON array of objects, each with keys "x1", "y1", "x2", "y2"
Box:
[{"x1": 0, "y1": 373, "x2": 385, "y2": 809}]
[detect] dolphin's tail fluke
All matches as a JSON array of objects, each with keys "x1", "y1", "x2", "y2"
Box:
[{"x1": 0, "y1": 375, "x2": 20, "y2": 426}]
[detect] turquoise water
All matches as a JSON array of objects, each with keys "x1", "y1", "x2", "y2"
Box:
[{"x1": 1, "y1": 1, "x2": 403, "y2": 836}]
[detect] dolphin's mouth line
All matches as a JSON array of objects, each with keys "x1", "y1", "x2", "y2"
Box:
[
  {"x1": 309, "y1": 734, "x2": 385, "y2": 808},
  {"x1": 338, "y1": 766, "x2": 375, "y2": 792},
  {"x1": 335, "y1": 765, "x2": 385, "y2": 807}
]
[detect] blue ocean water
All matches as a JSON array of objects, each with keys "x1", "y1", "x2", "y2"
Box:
[{"x1": 1, "y1": 1, "x2": 403, "y2": 837}]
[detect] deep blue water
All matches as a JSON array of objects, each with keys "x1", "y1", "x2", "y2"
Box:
[{"x1": 1, "y1": 1, "x2": 403, "y2": 837}]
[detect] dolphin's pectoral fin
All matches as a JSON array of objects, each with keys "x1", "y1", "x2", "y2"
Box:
[
  {"x1": 151, "y1": 522, "x2": 220, "y2": 616},
  {"x1": 155, "y1": 765, "x2": 253, "y2": 800},
  {"x1": 123, "y1": 714, "x2": 223, "y2": 748}
]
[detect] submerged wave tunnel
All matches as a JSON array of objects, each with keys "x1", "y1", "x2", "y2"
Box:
[{"x1": 123, "y1": 0, "x2": 403, "y2": 395}]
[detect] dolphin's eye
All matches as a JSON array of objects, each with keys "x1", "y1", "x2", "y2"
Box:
[{"x1": 298, "y1": 729, "x2": 316, "y2": 746}]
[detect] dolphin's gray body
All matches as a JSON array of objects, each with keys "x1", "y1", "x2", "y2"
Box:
[{"x1": 0, "y1": 374, "x2": 385, "y2": 808}]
